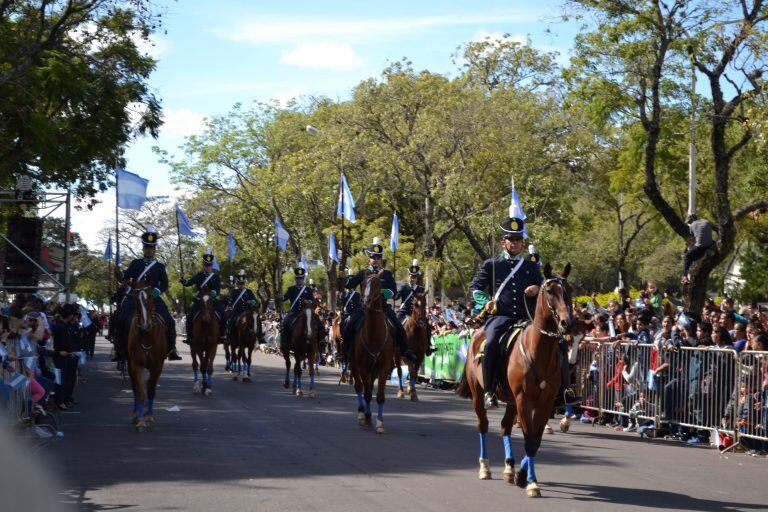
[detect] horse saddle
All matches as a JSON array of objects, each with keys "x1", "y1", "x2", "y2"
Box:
[{"x1": 474, "y1": 323, "x2": 528, "y2": 361}]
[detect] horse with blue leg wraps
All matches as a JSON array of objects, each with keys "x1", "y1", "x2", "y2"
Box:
[
  {"x1": 191, "y1": 285, "x2": 219, "y2": 396},
  {"x1": 126, "y1": 276, "x2": 167, "y2": 433},
  {"x1": 230, "y1": 301, "x2": 261, "y2": 383},
  {"x1": 283, "y1": 297, "x2": 319, "y2": 398},
  {"x1": 457, "y1": 263, "x2": 580, "y2": 497},
  {"x1": 351, "y1": 271, "x2": 395, "y2": 433}
]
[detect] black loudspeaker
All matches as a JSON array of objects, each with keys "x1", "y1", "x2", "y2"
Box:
[{"x1": 3, "y1": 217, "x2": 43, "y2": 293}]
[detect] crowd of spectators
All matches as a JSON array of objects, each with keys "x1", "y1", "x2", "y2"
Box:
[
  {"x1": 1, "y1": 293, "x2": 102, "y2": 432},
  {"x1": 571, "y1": 283, "x2": 768, "y2": 456}
]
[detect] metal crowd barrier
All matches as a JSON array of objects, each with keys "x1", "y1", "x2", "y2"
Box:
[
  {"x1": 570, "y1": 341, "x2": 768, "y2": 447},
  {"x1": 1, "y1": 338, "x2": 32, "y2": 425}
]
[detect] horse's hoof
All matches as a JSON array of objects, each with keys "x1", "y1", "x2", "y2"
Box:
[
  {"x1": 560, "y1": 417, "x2": 571, "y2": 433},
  {"x1": 308, "y1": 389, "x2": 316, "y2": 398},
  {"x1": 545, "y1": 424, "x2": 554, "y2": 435},
  {"x1": 364, "y1": 414, "x2": 373, "y2": 427},
  {"x1": 232, "y1": 375, "x2": 238, "y2": 381},
  {"x1": 357, "y1": 412, "x2": 366, "y2": 426},
  {"x1": 478, "y1": 458, "x2": 492, "y2": 480},
  {"x1": 410, "y1": 391, "x2": 418, "y2": 402},
  {"x1": 204, "y1": 388, "x2": 212, "y2": 397},
  {"x1": 375, "y1": 419, "x2": 386, "y2": 434},
  {"x1": 396, "y1": 389, "x2": 404, "y2": 398},
  {"x1": 132, "y1": 416, "x2": 139, "y2": 425},
  {"x1": 243, "y1": 377, "x2": 251, "y2": 383},
  {"x1": 145, "y1": 414, "x2": 155, "y2": 425},
  {"x1": 514, "y1": 469, "x2": 527, "y2": 488},
  {"x1": 193, "y1": 383, "x2": 201, "y2": 395},
  {"x1": 503, "y1": 462, "x2": 515, "y2": 483},
  {"x1": 283, "y1": 380, "x2": 289, "y2": 389},
  {"x1": 525, "y1": 482, "x2": 541, "y2": 498},
  {"x1": 296, "y1": 389, "x2": 303, "y2": 397},
  {"x1": 135, "y1": 420, "x2": 147, "y2": 433}
]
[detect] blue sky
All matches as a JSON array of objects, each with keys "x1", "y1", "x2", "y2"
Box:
[{"x1": 72, "y1": 0, "x2": 579, "y2": 249}]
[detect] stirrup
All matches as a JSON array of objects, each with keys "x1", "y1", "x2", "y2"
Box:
[{"x1": 484, "y1": 392, "x2": 498, "y2": 409}]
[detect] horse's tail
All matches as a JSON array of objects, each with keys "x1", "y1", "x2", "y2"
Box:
[{"x1": 455, "y1": 366, "x2": 472, "y2": 399}]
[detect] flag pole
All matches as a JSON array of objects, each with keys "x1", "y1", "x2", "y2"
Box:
[
  {"x1": 275, "y1": 230, "x2": 281, "y2": 318},
  {"x1": 340, "y1": 173, "x2": 346, "y2": 274},
  {"x1": 175, "y1": 208, "x2": 187, "y2": 314},
  {"x1": 115, "y1": 168, "x2": 120, "y2": 273}
]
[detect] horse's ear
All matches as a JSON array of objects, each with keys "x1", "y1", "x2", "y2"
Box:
[
  {"x1": 543, "y1": 262, "x2": 553, "y2": 279},
  {"x1": 562, "y1": 263, "x2": 571, "y2": 279}
]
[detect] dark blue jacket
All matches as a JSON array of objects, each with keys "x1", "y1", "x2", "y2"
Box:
[
  {"x1": 396, "y1": 283, "x2": 425, "y2": 314},
  {"x1": 183, "y1": 271, "x2": 221, "y2": 295},
  {"x1": 345, "y1": 268, "x2": 397, "y2": 302},
  {"x1": 124, "y1": 258, "x2": 169, "y2": 293},
  {"x1": 470, "y1": 255, "x2": 542, "y2": 322},
  {"x1": 281, "y1": 285, "x2": 314, "y2": 314},
  {"x1": 228, "y1": 287, "x2": 257, "y2": 316}
]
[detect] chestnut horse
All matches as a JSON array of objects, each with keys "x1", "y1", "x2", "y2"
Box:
[
  {"x1": 395, "y1": 291, "x2": 430, "y2": 401},
  {"x1": 331, "y1": 315, "x2": 353, "y2": 385},
  {"x1": 191, "y1": 285, "x2": 219, "y2": 396},
  {"x1": 352, "y1": 272, "x2": 395, "y2": 434},
  {"x1": 282, "y1": 297, "x2": 320, "y2": 398},
  {"x1": 457, "y1": 263, "x2": 577, "y2": 497},
  {"x1": 126, "y1": 277, "x2": 167, "y2": 433},
  {"x1": 230, "y1": 302, "x2": 261, "y2": 383}
]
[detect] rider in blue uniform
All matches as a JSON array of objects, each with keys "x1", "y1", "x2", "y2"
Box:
[
  {"x1": 470, "y1": 216, "x2": 542, "y2": 409},
  {"x1": 341, "y1": 238, "x2": 416, "y2": 363},
  {"x1": 119, "y1": 226, "x2": 182, "y2": 361},
  {"x1": 226, "y1": 269, "x2": 259, "y2": 335},
  {"x1": 280, "y1": 267, "x2": 325, "y2": 353},
  {"x1": 180, "y1": 248, "x2": 226, "y2": 343},
  {"x1": 395, "y1": 259, "x2": 435, "y2": 355}
]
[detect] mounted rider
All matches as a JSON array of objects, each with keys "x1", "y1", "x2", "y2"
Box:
[
  {"x1": 341, "y1": 237, "x2": 417, "y2": 363},
  {"x1": 180, "y1": 248, "x2": 226, "y2": 343},
  {"x1": 118, "y1": 225, "x2": 182, "y2": 361},
  {"x1": 470, "y1": 216, "x2": 542, "y2": 409},
  {"x1": 395, "y1": 259, "x2": 435, "y2": 355},
  {"x1": 280, "y1": 266, "x2": 325, "y2": 353},
  {"x1": 226, "y1": 269, "x2": 259, "y2": 335}
]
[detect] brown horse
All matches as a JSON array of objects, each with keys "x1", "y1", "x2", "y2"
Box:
[
  {"x1": 331, "y1": 315, "x2": 353, "y2": 385},
  {"x1": 395, "y1": 290, "x2": 430, "y2": 401},
  {"x1": 457, "y1": 263, "x2": 577, "y2": 497},
  {"x1": 126, "y1": 277, "x2": 167, "y2": 433},
  {"x1": 230, "y1": 302, "x2": 261, "y2": 383},
  {"x1": 351, "y1": 271, "x2": 395, "y2": 434},
  {"x1": 191, "y1": 285, "x2": 219, "y2": 396},
  {"x1": 282, "y1": 297, "x2": 320, "y2": 398}
]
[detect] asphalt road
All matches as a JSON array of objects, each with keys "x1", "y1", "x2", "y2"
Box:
[{"x1": 45, "y1": 337, "x2": 767, "y2": 512}]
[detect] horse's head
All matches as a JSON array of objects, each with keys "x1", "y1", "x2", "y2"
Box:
[
  {"x1": 130, "y1": 277, "x2": 154, "y2": 331},
  {"x1": 362, "y1": 271, "x2": 383, "y2": 311},
  {"x1": 412, "y1": 290, "x2": 429, "y2": 321},
  {"x1": 198, "y1": 285, "x2": 213, "y2": 320},
  {"x1": 540, "y1": 263, "x2": 575, "y2": 335}
]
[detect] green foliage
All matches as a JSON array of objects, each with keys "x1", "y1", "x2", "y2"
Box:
[{"x1": 0, "y1": 1, "x2": 163, "y2": 203}]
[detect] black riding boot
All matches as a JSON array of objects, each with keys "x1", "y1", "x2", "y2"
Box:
[
  {"x1": 167, "y1": 328, "x2": 182, "y2": 361},
  {"x1": 183, "y1": 314, "x2": 192, "y2": 345},
  {"x1": 482, "y1": 340, "x2": 500, "y2": 408}
]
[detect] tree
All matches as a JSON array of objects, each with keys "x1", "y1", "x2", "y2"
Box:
[
  {"x1": 0, "y1": 0, "x2": 163, "y2": 202},
  {"x1": 568, "y1": 0, "x2": 768, "y2": 314}
]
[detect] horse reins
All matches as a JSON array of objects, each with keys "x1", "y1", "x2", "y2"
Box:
[{"x1": 360, "y1": 276, "x2": 390, "y2": 359}]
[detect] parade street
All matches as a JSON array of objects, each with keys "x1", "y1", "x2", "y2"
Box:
[{"x1": 49, "y1": 338, "x2": 766, "y2": 512}]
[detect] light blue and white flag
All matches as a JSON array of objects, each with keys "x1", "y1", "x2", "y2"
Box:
[
  {"x1": 212, "y1": 256, "x2": 221, "y2": 271},
  {"x1": 79, "y1": 305, "x2": 92, "y2": 328},
  {"x1": 18, "y1": 335, "x2": 32, "y2": 354},
  {"x1": 103, "y1": 234, "x2": 113, "y2": 262},
  {"x1": 23, "y1": 356, "x2": 37, "y2": 370},
  {"x1": 9, "y1": 373, "x2": 28, "y2": 390},
  {"x1": 337, "y1": 173, "x2": 356, "y2": 223},
  {"x1": 608, "y1": 319, "x2": 616, "y2": 338},
  {"x1": 0, "y1": 344, "x2": 6, "y2": 361},
  {"x1": 275, "y1": 217, "x2": 289, "y2": 251},
  {"x1": 176, "y1": 206, "x2": 197, "y2": 237},
  {"x1": 390, "y1": 212, "x2": 399, "y2": 252},
  {"x1": 509, "y1": 186, "x2": 528, "y2": 238},
  {"x1": 300, "y1": 255, "x2": 307, "y2": 270},
  {"x1": 228, "y1": 233, "x2": 236, "y2": 263},
  {"x1": 116, "y1": 168, "x2": 149, "y2": 210},
  {"x1": 328, "y1": 232, "x2": 338, "y2": 263}
]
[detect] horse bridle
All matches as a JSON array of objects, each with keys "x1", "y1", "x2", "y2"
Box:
[
  {"x1": 132, "y1": 285, "x2": 156, "y2": 351},
  {"x1": 360, "y1": 274, "x2": 389, "y2": 358},
  {"x1": 525, "y1": 277, "x2": 570, "y2": 339}
]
